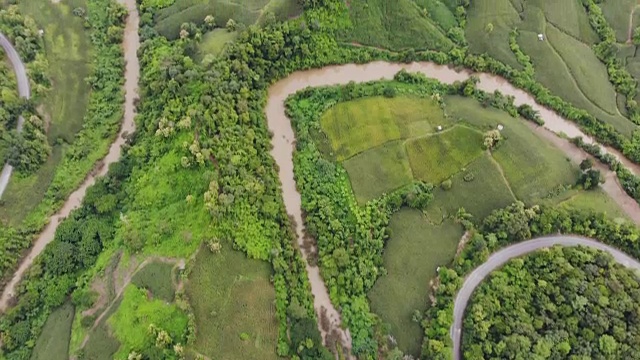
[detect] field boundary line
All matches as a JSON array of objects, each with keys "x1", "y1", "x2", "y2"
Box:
[
  {"x1": 542, "y1": 23, "x2": 618, "y2": 117},
  {"x1": 487, "y1": 153, "x2": 517, "y2": 200}
]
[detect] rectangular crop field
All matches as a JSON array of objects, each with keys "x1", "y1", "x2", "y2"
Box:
[
  {"x1": 465, "y1": 0, "x2": 522, "y2": 69},
  {"x1": 368, "y1": 208, "x2": 463, "y2": 356},
  {"x1": 185, "y1": 242, "x2": 278, "y2": 360},
  {"x1": 131, "y1": 261, "x2": 176, "y2": 303},
  {"x1": 531, "y1": 0, "x2": 598, "y2": 44},
  {"x1": 30, "y1": 302, "x2": 75, "y2": 360},
  {"x1": 343, "y1": 140, "x2": 413, "y2": 205},
  {"x1": 406, "y1": 126, "x2": 483, "y2": 184},
  {"x1": 601, "y1": 0, "x2": 640, "y2": 43},
  {"x1": 559, "y1": 189, "x2": 630, "y2": 222},
  {"x1": 492, "y1": 120, "x2": 579, "y2": 205},
  {"x1": 428, "y1": 154, "x2": 516, "y2": 222},
  {"x1": 320, "y1": 96, "x2": 447, "y2": 161}
]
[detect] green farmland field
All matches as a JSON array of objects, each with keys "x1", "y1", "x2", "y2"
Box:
[
  {"x1": 343, "y1": 140, "x2": 413, "y2": 204},
  {"x1": 340, "y1": 0, "x2": 454, "y2": 51},
  {"x1": 368, "y1": 208, "x2": 463, "y2": 356},
  {"x1": 320, "y1": 96, "x2": 447, "y2": 160},
  {"x1": 131, "y1": 261, "x2": 176, "y2": 302},
  {"x1": 406, "y1": 126, "x2": 483, "y2": 184},
  {"x1": 155, "y1": 0, "x2": 302, "y2": 40},
  {"x1": 601, "y1": 0, "x2": 640, "y2": 43},
  {"x1": 30, "y1": 302, "x2": 75, "y2": 360},
  {"x1": 185, "y1": 242, "x2": 278, "y2": 360}
]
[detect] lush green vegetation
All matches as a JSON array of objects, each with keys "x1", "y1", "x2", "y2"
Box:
[
  {"x1": 131, "y1": 261, "x2": 176, "y2": 303},
  {"x1": 338, "y1": 0, "x2": 456, "y2": 51},
  {"x1": 557, "y1": 188, "x2": 629, "y2": 222},
  {"x1": 109, "y1": 285, "x2": 188, "y2": 359},
  {"x1": 5, "y1": 1, "x2": 640, "y2": 360},
  {"x1": 0, "y1": 0, "x2": 125, "y2": 287},
  {"x1": 0, "y1": 6, "x2": 50, "y2": 174},
  {"x1": 185, "y1": 242, "x2": 279, "y2": 360},
  {"x1": 368, "y1": 208, "x2": 462, "y2": 356},
  {"x1": 152, "y1": 0, "x2": 303, "y2": 40},
  {"x1": 29, "y1": 302, "x2": 74, "y2": 360},
  {"x1": 423, "y1": 202, "x2": 640, "y2": 359},
  {"x1": 463, "y1": 246, "x2": 640, "y2": 359},
  {"x1": 0, "y1": 0, "x2": 92, "y2": 225},
  {"x1": 406, "y1": 126, "x2": 483, "y2": 184}
]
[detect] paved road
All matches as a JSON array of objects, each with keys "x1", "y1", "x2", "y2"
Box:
[
  {"x1": 0, "y1": 33, "x2": 30, "y2": 199},
  {"x1": 451, "y1": 235, "x2": 640, "y2": 359}
]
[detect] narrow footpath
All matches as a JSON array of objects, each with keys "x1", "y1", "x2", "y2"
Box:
[
  {"x1": 0, "y1": 33, "x2": 31, "y2": 198},
  {"x1": 0, "y1": 0, "x2": 140, "y2": 311}
]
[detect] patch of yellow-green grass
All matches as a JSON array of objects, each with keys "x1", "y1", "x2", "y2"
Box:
[
  {"x1": 466, "y1": 0, "x2": 522, "y2": 70},
  {"x1": 30, "y1": 302, "x2": 75, "y2": 360},
  {"x1": 492, "y1": 121, "x2": 579, "y2": 205},
  {"x1": 196, "y1": 28, "x2": 238, "y2": 59},
  {"x1": 340, "y1": 0, "x2": 454, "y2": 51},
  {"x1": 109, "y1": 286, "x2": 189, "y2": 359},
  {"x1": 406, "y1": 126, "x2": 483, "y2": 184},
  {"x1": 428, "y1": 153, "x2": 516, "y2": 222},
  {"x1": 185, "y1": 242, "x2": 278, "y2": 360},
  {"x1": 559, "y1": 189, "x2": 630, "y2": 222},
  {"x1": 343, "y1": 140, "x2": 413, "y2": 205},
  {"x1": 320, "y1": 96, "x2": 447, "y2": 160},
  {"x1": 368, "y1": 208, "x2": 463, "y2": 356},
  {"x1": 601, "y1": 0, "x2": 640, "y2": 43}
]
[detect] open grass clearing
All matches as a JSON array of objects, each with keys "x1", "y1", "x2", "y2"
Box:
[
  {"x1": 131, "y1": 261, "x2": 176, "y2": 303},
  {"x1": 195, "y1": 28, "x2": 238, "y2": 59},
  {"x1": 185, "y1": 242, "x2": 278, "y2": 360},
  {"x1": 339, "y1": 0, "x2": 454, "y2": 51},
  {"x1": 427, "y1": 154, "x2": 516, "y2": 222},
  {"x1": 344, "y1": 140, "x2": 413, "y2": 205},
  {"x1": 601, "y1": 0, "x2": 640, "y2": 43},
  {"x1": 368, "y1": 208, "x2": 463, "y2": 356},
  {"x1": 30, "y1": 302, "x2": 74, "y2": 360},
  {"x1": 320, "y1": 96, "x2": 447, "y2": 161},
  {"x1": 82, "y1": 298, "x2": 122, "y2": 360},
  {"x1": 528, "y1": 0, "x2": 598, "y2": 44},
  {"x1": 465, "y1": 0, "x2": 521, "y2": 69},
  {"x1": 447, "y1": 96, "x2": 585, "y2": 205},
  {"x1": 156, "y1": 0, "x2": 302, "y2": 40},
  {"x1": 406, "y1": 126, "x2": 484, "y2": 184},
  {"x1": 557, "y1": 188, "x2": 630, "y2": 222}
]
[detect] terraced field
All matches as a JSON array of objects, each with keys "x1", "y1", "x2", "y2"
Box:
[{"x1": 467, "y1": 0, "x2": 637, "y2": 137}]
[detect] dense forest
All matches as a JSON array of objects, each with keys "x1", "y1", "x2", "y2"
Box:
[{"x1": 463, "y1": 246, "x2": 640, "y2": 359}]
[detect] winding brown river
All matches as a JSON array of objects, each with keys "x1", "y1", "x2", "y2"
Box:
[
  {"x1": 266, "y1": 61, "x2": 640, "y2": 354},
  {"x1": 0, "y1": 0, "x2": 140, "y2": 311}
]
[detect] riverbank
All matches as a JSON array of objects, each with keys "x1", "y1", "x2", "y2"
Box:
[{"x1": 0, "y1": 0, "x2": 140, "y2": 312}]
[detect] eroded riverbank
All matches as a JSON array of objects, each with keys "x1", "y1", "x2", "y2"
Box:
[{"x1": 0, "y1": 0, "x2": 140, "y2": 311}]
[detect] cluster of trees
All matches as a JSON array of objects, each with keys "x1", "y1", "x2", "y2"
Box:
[
  {"x1": 422, "y1": 201, "x2": 640, "y2": 359},
  {"x1": 463, "y1": 246, "x2": 640, "y2": 359},
  {"x1": 583, "y1": 0, "x2": 640, "y2": 120},
  {"x1": 0, "y1": 6, "x2": 51, "y2": 172}
]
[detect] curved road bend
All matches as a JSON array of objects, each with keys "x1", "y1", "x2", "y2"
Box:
[
  {"x1": 0, "y1": 0, "x2": 139, "y2": 311},
  {"x1": 451, "y1": 235, "x2": 640, "y2": 360},
  {"x1": 0, "y1": 33, "x2": 31, "y2": 198}
]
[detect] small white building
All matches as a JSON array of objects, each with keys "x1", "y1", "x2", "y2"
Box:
[
  {"x1": 497, "y1": 124, "x2": 504, "y2": 131},
  {"x1": 437, "y1": 125, "x2": 443, "y2": 132},
  {"x1": 38, "y1": 29, "x2": 44, "y2": 36},
  {"x1": 538, "y1": 33, "x2": 544, "y2": 41}
]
